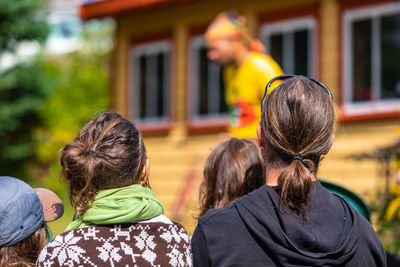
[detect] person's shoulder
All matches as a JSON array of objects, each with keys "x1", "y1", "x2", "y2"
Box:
[
  {"x1": 139, "y1": 214, "x2": 191, "y2": 242},
  {"x1": 247, "y1": 52, "x2": 275, "y2": 66},
  {"x1": 316, "y1": 183, "x2": 386, "y2": 266},
  {"x1": 247, "y1": 52, "x2": 283, "y2": 75},
  {"x1": 198, "y1": 202, "x2": 239, "y2": 226},
  {"x1": 356, "y1": 212, "x2": 385, "y2": 248},
  {"x1": 140, "y1": 214, "x2": 188, "y2": 229},
  {"x1": 199, "y1": 186, "x2": 271, "y2": 226},
  {"x1": 36, "y1": 226, "x2": 100, "y2": 266},
  {"x1": 351, "y1": 214, "x2": 387, "y2": 266}
]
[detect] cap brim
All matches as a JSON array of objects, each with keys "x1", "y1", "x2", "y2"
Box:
[{"x1": 34, "y1": 188, "x2": 64, "y2": 222}]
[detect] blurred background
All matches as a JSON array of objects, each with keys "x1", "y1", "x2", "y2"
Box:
[{"x1": 0, "y1": 0, "x2": 399, "y2": 259}]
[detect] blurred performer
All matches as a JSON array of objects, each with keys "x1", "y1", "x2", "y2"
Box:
[{"x1": 206, "y1": 11, "x2": 283, "y2": 138}]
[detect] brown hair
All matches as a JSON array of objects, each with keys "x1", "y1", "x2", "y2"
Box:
[
  {"x1": 60, "y1": 111, "x2": 147, "y2": 216},
  {"x1": 199, "y1": 138, "x2": 265, "y2": 217},
  {"x1": 260, "y1": 77, "x2": 335, "y2": 215},
  {"x1": 0, "y1": 226, "x2": 47, "y2": 267}
]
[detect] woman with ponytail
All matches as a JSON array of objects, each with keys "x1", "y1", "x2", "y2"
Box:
[
  {"x1": 36, "y1": 112, "x2": 192, "y2": 267},
  {"x1": 192, "y1": 76, "x2": 386, "y2": 266}
]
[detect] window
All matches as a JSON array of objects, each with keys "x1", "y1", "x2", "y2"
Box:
[
  {"x1": 259, "y1": 17, "x2": 317, "y2": 77},
  {"x1": 130, "y1": 40, "x2": 171, "y2": 123},
  {"x1": 188, "y1": 36, "x2": 227, "y2": 122},
  {"x1": 343, "y1": 3, "x2": 400, "y2": 115}
]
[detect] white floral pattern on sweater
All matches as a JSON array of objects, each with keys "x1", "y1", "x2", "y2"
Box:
[{"x1": 36, "y1": 216, "x2": 192, "y2": 267}]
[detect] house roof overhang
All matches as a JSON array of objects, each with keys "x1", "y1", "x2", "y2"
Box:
[{"x1": 80, "y1": 0, "x2": 190, "y2": 20}]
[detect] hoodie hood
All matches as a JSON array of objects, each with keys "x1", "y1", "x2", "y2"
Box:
[{"x1": 235, "y1": 182, "x2": 359, "y2": 266}]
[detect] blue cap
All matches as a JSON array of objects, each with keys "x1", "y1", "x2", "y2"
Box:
[{"x1": 0, "y1": 176, "x2": 45, "y2": 247}]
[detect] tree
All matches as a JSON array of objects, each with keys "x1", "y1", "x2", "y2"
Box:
[
  {"x1": 0, "y1": 0, "x2": 50, "y2": 177},
  {"x1": 0, "y1": 0, "x2": 49, "y2": 53}
]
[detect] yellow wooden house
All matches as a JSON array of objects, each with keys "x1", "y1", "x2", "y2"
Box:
[{"x1": 80, "y1": 0, "x2": 400, "y2": 233}]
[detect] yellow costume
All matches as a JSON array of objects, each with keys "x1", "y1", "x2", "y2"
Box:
[{"x1": 224, "y1": 51, "x2": 283, "y2": 138}]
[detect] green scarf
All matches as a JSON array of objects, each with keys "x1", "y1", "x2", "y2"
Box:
[{"x1": 65, "y1": 184, "x2": 164, "y2": 231}]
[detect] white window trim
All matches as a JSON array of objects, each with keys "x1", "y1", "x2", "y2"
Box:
[
  {"x1": 342, "y1": 2, "x2": 400, "y2": 116},
  {"x1": 129, "y1": 40, "x2": 171, "y2": 123},
  {"x1": 258, "y1": 16, "x2": 318, "y2": 77},
  {"x1": 187, "y1": 35, "x2": 227, "y2": 121}
]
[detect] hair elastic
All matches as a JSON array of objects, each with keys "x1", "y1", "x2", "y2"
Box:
[{"x1": 292, "y1": 153, "x2": 304, "y2": 162}]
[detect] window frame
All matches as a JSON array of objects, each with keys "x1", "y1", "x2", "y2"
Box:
[
  {"x1": 186, "y1": 32, "x2": 227, "y2": 133},
  {"x1": 128, "y1": 39, "x2": 173, "y2": 134},
  {"x1": 342, "y1": 2, "x2": 400, "y2": 117},
  {"x1": 258, "y1": 16, "x2": 318, "y2": 78}
]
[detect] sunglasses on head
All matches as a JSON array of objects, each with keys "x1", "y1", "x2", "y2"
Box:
[{"x1": 261, "y1": 74, "x2": 333, "y2": 112}]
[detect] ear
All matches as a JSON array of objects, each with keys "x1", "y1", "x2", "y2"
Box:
[
  {"x1": 257, "y1": 125, "x2": 265, "y2": 148},
  {"x1": 139, "y1": 158, "x2": 150, "y2": 183}
]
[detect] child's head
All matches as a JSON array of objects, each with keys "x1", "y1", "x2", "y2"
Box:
[
  {"x1": 199, "y1": 138, "x2": 265, "y2": 216},
  {"x1": 60, "y1": 111, "x2": 148, "y2": 216},
  {"x1": 0, "y1": 226, "x2": 47, "y2": 267},
  {"x1": 0, "y1": 177, "x2": 63, "y2": 267}
]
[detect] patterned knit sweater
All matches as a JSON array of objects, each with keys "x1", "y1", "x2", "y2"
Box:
[{"x1": 36, "y1": 215, "x2": 192, "y2": 267}]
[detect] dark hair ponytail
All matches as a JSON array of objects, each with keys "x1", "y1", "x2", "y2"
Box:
[
  {"x1": 278, "y1": 157, "x2": 315, "y2": 215},
  {"x1": 261, "y1": 77, "x2": 334, "y2": 215}
]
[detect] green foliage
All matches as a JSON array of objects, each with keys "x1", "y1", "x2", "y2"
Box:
[
  {"x1": 0, "y1": 56, "x2": 57, "y2": 177},
  {"x1": 376, "y1": 140, "x2": 400, "y2": 258},
  {"x1": 377, "y1": 195, "x2": 400, "y2": 258},
  {"x1": 384, "y1": 186, "x2": 400, "y2": 222},
  {"x1": 0, "y1": 0, "x2": 49, "y2": 54},
  {"x1": 0, "y1": 0, "x2": 50, "y2": 177}
]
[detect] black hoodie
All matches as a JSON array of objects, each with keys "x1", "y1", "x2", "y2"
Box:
[{"x1": 191, "y1": 182, "x2": 386, "y2": 267}]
